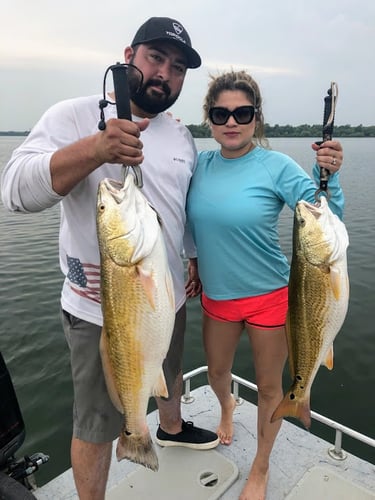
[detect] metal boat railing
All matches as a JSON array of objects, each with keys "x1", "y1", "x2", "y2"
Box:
[{"x1": 182, "y1": 366, "x2": 375, "y2": 461}]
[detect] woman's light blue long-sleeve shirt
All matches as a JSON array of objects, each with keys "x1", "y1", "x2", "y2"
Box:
[{"x1": 186, "y1": 147, "x2": 344, "y2": 300}]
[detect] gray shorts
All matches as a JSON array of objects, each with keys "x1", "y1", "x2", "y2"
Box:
[{"x1": 61, "y1": 305, "x2": 186, "y2": 443}]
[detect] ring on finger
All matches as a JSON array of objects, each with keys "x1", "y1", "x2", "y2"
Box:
[{"x1": 331, "y1": 156, "x2": 337, "y2": 166}]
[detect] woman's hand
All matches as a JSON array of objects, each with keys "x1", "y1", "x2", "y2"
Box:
[
  {"x1": 185, "y1": 258, "x2": 202, "y2": 298},
  {"x1": 312, "y1": 140, "x2": 343, "y2": 174}
]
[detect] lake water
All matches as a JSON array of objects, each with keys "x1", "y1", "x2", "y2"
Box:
[{"x1": 0, "y1": 136, "x2": 374, "y2": 486}]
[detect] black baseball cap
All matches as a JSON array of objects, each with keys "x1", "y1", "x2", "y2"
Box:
[{"x1": 131, "y1": 17, "x2": 201, "y2": 69}]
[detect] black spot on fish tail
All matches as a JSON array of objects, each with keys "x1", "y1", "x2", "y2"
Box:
[{"x1": 295, "y1": 374, "x2": 305, "y2": 389}]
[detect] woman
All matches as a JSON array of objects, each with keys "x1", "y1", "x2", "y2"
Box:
[{"x1": 185, "y1": 70, "x2": 344, "y2": 500}]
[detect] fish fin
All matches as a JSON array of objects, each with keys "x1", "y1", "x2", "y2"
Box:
[
  {"x1": 322, "y1": 344, "x2": 334, "y2": 370},
  {"x1": 117, "y1": 427, "x2": 159, "y2": 471},
  {"x1": 99, "y1": 327, "x2": 124, "y2": 413},
  {"x1": 330, "y1": 266, "x2": 342, "y2": 300},
  {"x1": 271, "y1": 391, "x2": 311, "y2": 429},
  {"x1": 137, "y1": 266, "x2": 156, "y2": 310},
  {"x1": 151, "y1": 368, "x2": 169, "y2": 398},
  {"x1": 165, "y1": 272, "x2": 175, "y2": 309}
]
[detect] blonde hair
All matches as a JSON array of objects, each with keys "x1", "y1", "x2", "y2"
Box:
[{"x1": 203, "y1": 70, "x2": 269, "y2": 148}]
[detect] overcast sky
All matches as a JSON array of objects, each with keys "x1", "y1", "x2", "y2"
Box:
[{"x1": 1, "y1": 0, "x2": 374, "y2": 130}]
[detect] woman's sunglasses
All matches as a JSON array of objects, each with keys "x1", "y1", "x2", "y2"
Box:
[{"x1": 208, "y1": 105, "x2": 257, "y2": 126}]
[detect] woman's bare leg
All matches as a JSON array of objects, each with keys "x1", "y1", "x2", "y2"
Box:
[
  {"x1": 203, "y1": 314, "x2": 243, "y2": 445},
  {"x1": 239, "y1": 326, "x2": 287, "y2": 500}
]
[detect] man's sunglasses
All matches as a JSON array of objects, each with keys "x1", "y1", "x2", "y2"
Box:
[{"x1": 208, "y1": 105, "x2": 257, "y2": 126}]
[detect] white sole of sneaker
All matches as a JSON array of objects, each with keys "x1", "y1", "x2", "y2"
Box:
[{"x1": 154, "y1": 437, "x2": 220, "y2": 450}]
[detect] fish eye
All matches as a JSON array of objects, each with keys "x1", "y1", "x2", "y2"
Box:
[{"x1": 99, "y1": 204, "x2": 105, "y2": 212}]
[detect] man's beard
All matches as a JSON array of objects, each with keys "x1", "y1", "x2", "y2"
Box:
[{"x1": 128, "y1": 65, "x2": 180, "y2": 114}]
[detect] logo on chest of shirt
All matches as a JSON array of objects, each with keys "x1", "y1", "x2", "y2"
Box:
[{"x1": 173, "y1": 157, "x2": 186, "y2": 164}]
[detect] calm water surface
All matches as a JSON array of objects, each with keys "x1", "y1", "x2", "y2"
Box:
[{"x1": 0, "y1": 136, "x2": 374, "y2": 485}]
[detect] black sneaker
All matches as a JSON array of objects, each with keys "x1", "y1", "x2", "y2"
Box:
[{"x1": 155, "y1": 420, "x2": 220, "y2": 450}]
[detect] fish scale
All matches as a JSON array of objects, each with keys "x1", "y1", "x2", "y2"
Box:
[{"x1": 104, "y1": 270, "x2": 152, "y2": 427}]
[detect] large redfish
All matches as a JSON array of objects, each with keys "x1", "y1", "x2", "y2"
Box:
[
  {"x1": 272, "y1": 196, "x2": 349, "y2": 429},
  {"x1": 96, "y1": 174, "x2": 175, "y2": 471}
]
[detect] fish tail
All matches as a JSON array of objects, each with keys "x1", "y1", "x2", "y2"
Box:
[
  {"x1": 271, "y1": 392, "x2": 311, "y2": 429},
  {"x1": 116, "y1": 429, "x2": 159, "y2": 471}
]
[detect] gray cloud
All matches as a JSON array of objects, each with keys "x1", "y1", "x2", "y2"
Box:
[{"x1": 1, "y1": 0, "x2": 374, "y2": 130}]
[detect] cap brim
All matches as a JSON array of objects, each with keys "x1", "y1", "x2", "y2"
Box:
[{"x1": 180, "y1": 45, "x2": 201, "y2": 69}]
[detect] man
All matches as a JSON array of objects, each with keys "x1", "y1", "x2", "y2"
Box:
[{"x1": 1, "y1": 17, "x2": 219, "y2": 500}]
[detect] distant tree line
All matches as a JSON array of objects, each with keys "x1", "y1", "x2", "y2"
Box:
[
  {"x1": 1, "y1": 123, "x2": 375, "y2": 138},
  {"x1": 0, "y1": 131, "x2": 29, "y2": 136},
  {"x1": 186, "y1": 123, "x2": 375, "y2": 138}
]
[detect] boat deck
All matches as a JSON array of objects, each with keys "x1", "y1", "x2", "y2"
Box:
[{"x1": 34, "y1": 373, "x2": 375, "y2": 499}]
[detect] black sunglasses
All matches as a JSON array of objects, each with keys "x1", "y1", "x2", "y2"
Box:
[{"x1": 208, "y1": 105, "x2": 257, "y2": 125}]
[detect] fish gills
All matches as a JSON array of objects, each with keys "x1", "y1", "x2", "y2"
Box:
[
  {"x1": 271, "y1": 197, "x2": 349, "y2": 429},
  {"x1": 97, "y1": 175, "x2": 175, "y2": 471}
]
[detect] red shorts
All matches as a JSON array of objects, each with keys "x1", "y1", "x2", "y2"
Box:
[{"x1": 201, "y1": 287, "x2": 288, "y2": 329}]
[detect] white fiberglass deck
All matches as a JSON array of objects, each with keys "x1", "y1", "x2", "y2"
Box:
[{"x1": 34, "y1": 370, "x2": 375, "y2": 500}]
